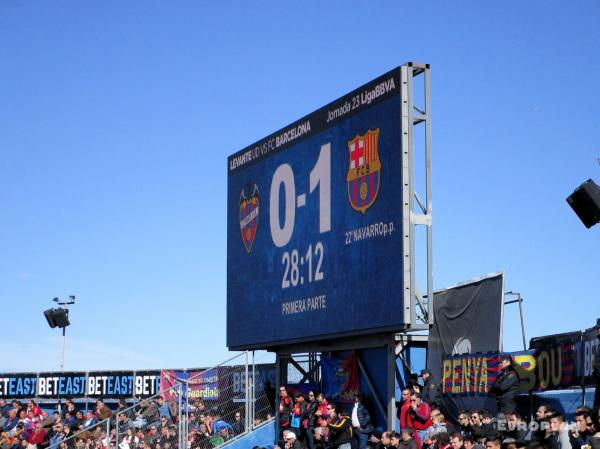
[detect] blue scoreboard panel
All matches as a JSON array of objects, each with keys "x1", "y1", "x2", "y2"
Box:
[{"x1": 227, "y1": 68, "x2": 405, "y2": 350}]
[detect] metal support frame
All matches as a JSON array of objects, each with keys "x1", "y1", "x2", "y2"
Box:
[
  {"x1": 401, "y1": 62, "x2": 433, "y2": 330},
  {"x1": 504, "y1": 291, "x2": 527, "y2": 350},
  {"x1": 386, "y1": 337, "x2": 397, "y2": 431},
  {"x1": 245, "y1": 351, "x2": 250, "y2": 434}
]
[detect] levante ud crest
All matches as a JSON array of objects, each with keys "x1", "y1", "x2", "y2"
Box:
[
  {"x1": 346, "y1": 129, "x2": 381, "y2": 213},
  {"x1": 239, "y1": 183, "x2": 259, "y2": 254}
]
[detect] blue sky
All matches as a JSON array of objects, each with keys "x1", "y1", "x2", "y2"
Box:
[{"x1": 1, "y1": 1, "x2": 598, "y2": 372}]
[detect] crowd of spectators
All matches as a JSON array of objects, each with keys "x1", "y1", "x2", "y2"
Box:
[
  {"x1": 0, "y1": 396, "x2": 269, "y2": 449},
  {"x1": 271, "y1": 359, "x2": 600, "y2": 449}
]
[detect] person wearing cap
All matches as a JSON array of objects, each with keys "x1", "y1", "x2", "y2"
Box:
[
  {"x1": 489, "y1": 354, "x2": 520, "y2": 414},
  {"x1": 420, "y1": 369, "x2": 440, "y2": 407},
  {"x1": 283, "y1": 431, "x2": 302, "y2": 449}
]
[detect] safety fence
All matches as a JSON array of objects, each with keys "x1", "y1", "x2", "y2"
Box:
[{"x1": 52, "y1": 352, "x2": 274, "y2": 449}]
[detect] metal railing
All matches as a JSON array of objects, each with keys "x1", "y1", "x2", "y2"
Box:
[{"x1": 54, "y1": 351, "x2": 274, "y2": 449}]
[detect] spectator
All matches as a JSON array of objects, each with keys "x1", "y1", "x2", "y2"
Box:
[
  {"x1": 283, "y1": 431, "x2": 302, "y2": 449},
  {"x1": 457, "y1": 411, "x2": 472, "y2": 438},
  {"x1": 485, "y1": 437, "x2": 502, "y2": 449},
  {"x1": 83, "y1": 412, "x2": 97, "y2": 429},
  {"x1": 326, "y1": 404, "x2": 351, "y2": 449},
  {"x1": 218, "y1": 426, "x2": 232, "y2": 443},
  {"x1": 155, "y1": 398, "x2": 170, "y2": 422},
  {"x1": 421, "y1": 370, "x2": 440, "y2": 407},
  {"x1": 464, "y1": 436, "x2": 485, "y2": 449},
  {"x1": 503, "y1": 412, "x2": 530, "y2": 442},
  {"x1": 403, "y1": 428, "x2": 421, "y2": 449},
  {"x1": 290, "y1": 394, "x2": 306, "y2": 439},
  {"x1": 27, "y1": 402, "x2": 42, "y2": 419},
  {"x1": 351, "y1": 393, "x2": 373, "y2": 449},
  {"x1": 303, "y1": 390, "x2": 319, "y2": 449},
  {"x1": 432, "y1": 432, "x2": 453, "y2": 449},
  {"x1": 95, "y1": 400, "x2": 113, "y2": 422},
  {"x1": 119, "y1": 428, "x2": 139, "y2": 449},
  {"x1": 64, "y1": 400, "x2": 79, "y2": 420},
  {"x1": 63, "y1": 412, "x2": 76, "y2": 429},
  {"x1": 279, "y1": 386, "x2": 293, "y2": 440},
  {"x1": 314, "y1": 393, "x2": 329, "y2": 427},
  {"x1": 549, "y1": 413, "x2": 572, "y2": 449},
  {"x1": 469, "y1": 412, "x2": 486, "y2": 442},
  {"x1": 490, "y1": 355, "x2": 521, "y2": 414},
  {"x1": 570, "y1": 410, "x2": 592, "y2": 449},
  {"x1": 370, "y1": 431, "x2": 385, "y2": 449},
  {"x1": 27, "y1": 421, "x2": 46, "y2": 449},
  {"x1": 481, "y1": 410, "x2": 497, "y2": 438},
  {"x1": 389, "y1": 431, "x2": 403, "y2": 449},
  {"x1": 146, "y1": 425, "x2": 160, "y2": 446},
  {"x1": 425, "y1": 412, "x2": 449, "y2": 443},
  {"x1": 117, "y1": 413, "x2": 130, "y2": 434},
  {"x1": 231, "y1": 411, "x2": 244, "y2": 436},
  {"x1": 451, "y1": 432, "x2": 465, "y2": 449},
  {"x1": 408, "y1": 392, "x2": 432, "y2": 445},
  {"x1": 158, "y1": 416, "x2": 169, "y2": 432},
  {"x1": 5, "y1": 410, "x2": 20, "y2": 432},
  {"x1": 399, "y1": 389, "x2": 414, "y2": 430}
]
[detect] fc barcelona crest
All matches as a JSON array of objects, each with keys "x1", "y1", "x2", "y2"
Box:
[
  {"x1": 239, "y1": 183, "x2": 260, "y2": 254},
  {"x1": 346, "y1": 129, "x2": 381, "y2": 214}
]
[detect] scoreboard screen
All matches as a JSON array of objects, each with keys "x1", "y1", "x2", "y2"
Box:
[{"x1": 227, "y1": 68, "x2": 405, "y2": 350}]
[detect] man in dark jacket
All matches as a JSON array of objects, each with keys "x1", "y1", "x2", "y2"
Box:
[
  {"x1": 303, "y1": 391, "x2": 319, "y2": 449},
  {"x1": 351, "y1": 393, "x2": 373, "y2": 449},
  {"x1": 279, "y1": 385, "x2": 293, "y2": 441},
  {"x1": 327, "y1": 404, "x2": 352, "y2": 449},
  {"x1": 490, "y1": 354, "x2": 520, "y2": 414},
  {"x1": 502, "y1": 412, "x2": 530, "y2": 442},
  {"x1": 420, "y1": 369, "x2": 439, "y2": 406},
  {"x1": 369, "y1": 431, "x2": 385, "y2": 449},
  {"x1": 401, "y1": 428, "x2": 420, "y2": 449}
]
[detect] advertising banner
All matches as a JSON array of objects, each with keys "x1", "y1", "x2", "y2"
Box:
[
  {"x1": 87, "y1": 371, "x2": 160, "y2": 398},
  {"x1": 441, "y1": 343, "x2": 581, "y2": 395},
  {"x1": 37, "y1": 373, "x2": 87, "y2": 398},
  {"x1": 160, "y1": 369, "x2": 219, "y2": 402},
  {"x1": 227, "y1": 68, "x2": 405, "y2": 350},
  {"x1": 0, "y1": 370, "x2": 161, "y2": 400},
  {"x1": 0, "y1": 374, "x2": 38, "y2": 399}
]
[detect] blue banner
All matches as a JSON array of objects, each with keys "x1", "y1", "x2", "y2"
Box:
[{"x1": 321, "y1": 352, "x2": 360, "y2": 404}]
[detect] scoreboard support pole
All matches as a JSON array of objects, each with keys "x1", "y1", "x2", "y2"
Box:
[
  {"x1": 401, "y1": 62, "x2": 433, "y2": 329},
  {"x1": 386, "y1": 335, "x2": 397, "y2": 431}
]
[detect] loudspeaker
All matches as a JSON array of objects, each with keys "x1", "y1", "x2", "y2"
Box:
[
  {"x1": 566, "y1": 179, "x2": 600, "y2": 228},
  {"x1": 43, "y1": 308, "x2": 70, "y2": 328},
  {"x1": 44, "y1": 309, "x2": 57, "y2": 328}
]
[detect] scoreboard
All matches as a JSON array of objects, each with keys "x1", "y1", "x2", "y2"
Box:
[{"x1": 227, "y1": 67, "x2": 406, "y2": 350}]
